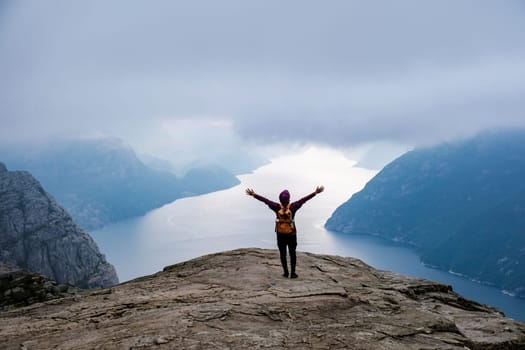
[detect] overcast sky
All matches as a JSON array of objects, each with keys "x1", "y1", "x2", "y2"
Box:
[{"x1": 1, "y1": 0, "x2": 525, "y2": 168}]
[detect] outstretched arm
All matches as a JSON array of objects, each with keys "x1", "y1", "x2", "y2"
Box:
[
  {"x1": 245, "y1": 188, "x2": 280, "y2": 210},
  {"x1": 291, "y1": 185, "x2": 325, "y2": 211}
]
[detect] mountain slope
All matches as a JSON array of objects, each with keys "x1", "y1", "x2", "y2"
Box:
[
  {"x1": 0, "y1": 248, "x2": 523, "y2": 349},
  {"x1": 325, "y1": 129, "x2": 525, "y2": 297},
  {"x1": 0, "y1": 162, "x2": 118, "y2": 288},
  {"x1": 0, "y1": 138, "x2": 239, "y2": 230}
]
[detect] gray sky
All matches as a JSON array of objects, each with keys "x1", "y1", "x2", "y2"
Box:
[{"x1": 1, "y1": 0, "x2": 525, "y2": 168}]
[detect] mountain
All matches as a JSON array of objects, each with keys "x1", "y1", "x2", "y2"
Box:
[
  {"x1": 0, "y1": 138, "x2": 240, "y2": 230},
  {"x1": 180, "y1": 165, "x2": 242, "y2": 196},
  {"x1": 325, "y1": 129, "x2": 525, "y2": 297},
  {"x1": 1, "y1": 248, "x2": 524, "y2": 349},
  {"x1": 0, "y1": 162, "x2": 118, "y2": 288}
]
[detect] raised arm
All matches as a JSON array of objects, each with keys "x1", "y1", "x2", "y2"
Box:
[
  {"x1": 245, "y1": 188, "x2": 280, "y2": 211},
  {"x1": 291, "y1": 185, "x2": 325, "y2": 211}
]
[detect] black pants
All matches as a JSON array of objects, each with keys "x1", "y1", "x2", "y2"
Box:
[{"x1": 277, "y1": 233, "x2": 297, "y2": 274}]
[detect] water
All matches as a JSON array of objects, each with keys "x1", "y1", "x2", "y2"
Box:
[{"x1": 91, "y1": 147, "x2": 525, "y2": 322}]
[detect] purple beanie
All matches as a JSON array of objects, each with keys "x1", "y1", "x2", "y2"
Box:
[{"x1": 279, "y1": 190, "x2": 290, "y2": 204}]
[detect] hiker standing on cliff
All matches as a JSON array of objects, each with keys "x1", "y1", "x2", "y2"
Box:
[{"x1": 245, "y1": 186, "x2": 325, "y2": 278}]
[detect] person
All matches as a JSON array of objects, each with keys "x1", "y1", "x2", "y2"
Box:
[{"x1": 245, "y1": 186, "x2": 325, "y2": 278}]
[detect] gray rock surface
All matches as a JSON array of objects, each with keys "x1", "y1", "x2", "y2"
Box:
[
  {"x1": 1, "y1": 248, "x2": 523, "y2": 349},
  {"x1": 1, "y1": 265, "x2": 77, "y2": 309},
  {"x1": 0, "y1": 163, "x2": 118, "y2": 288}
]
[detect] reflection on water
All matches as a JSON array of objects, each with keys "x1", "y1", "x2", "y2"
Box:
[{"x1": 91, "y1": 147, "x2": 525, "y2": 322}]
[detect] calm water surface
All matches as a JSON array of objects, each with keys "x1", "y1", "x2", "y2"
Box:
[{"x1": 91, "y1": 147, "x2": 525, "y2": 322}]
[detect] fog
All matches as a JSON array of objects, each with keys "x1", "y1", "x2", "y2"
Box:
[{"x1": 1, "y1": 0, "x2": 524, "y2": 168}]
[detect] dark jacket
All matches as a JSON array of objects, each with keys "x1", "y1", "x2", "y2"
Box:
[{"x1": 253, "y1": 192, "x2": 317, "y2": 234}]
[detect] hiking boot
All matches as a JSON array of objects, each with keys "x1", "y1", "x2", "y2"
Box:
[
  {"x1": 290, "y1": 272, "x2": 298, "y2": 279},
  {"x1": 282, "y1": 272, "x2": 289, "y2": 278}
]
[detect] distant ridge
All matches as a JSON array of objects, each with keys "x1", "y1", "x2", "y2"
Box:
[
  {"x1": 326, "y1": 128, "x2": 525, "y2": 297},
  {"x1": 0, "y1": 138, "x2": 239, "y2": 230},
  {"x1": 0, "y1": 162, "x2": 118, "y2": 288}
]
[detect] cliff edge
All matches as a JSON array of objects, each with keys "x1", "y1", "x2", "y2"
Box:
[
  {"x1": 1, "y1": 248, "x2": 524, "y2": 349},
  {"x1": 0, "y1": 162, "x2": 118, "y2": 288},
  {"x1": 325, "y1": 129, "x2": 525, "y2": 297}
]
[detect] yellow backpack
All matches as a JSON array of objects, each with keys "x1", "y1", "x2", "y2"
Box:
[{"x1": 275, "y1": 204, "x2": 295, "y2": 234}]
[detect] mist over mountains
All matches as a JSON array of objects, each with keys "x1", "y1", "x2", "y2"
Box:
[
  {"x1": 0, "y1": 138, "x2": 240, "y2": 230},
  {"x1": 326, "y1": 129, "x2": 525, "y2": 297}
]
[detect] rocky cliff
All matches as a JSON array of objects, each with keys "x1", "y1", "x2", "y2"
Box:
[
  {"x1": 326, "y1": 129, "x2": 525, "y2": 297},
  {"x1": 0, "y1": 163, "x2": 118, "y2": 288},
  {"x1": 1, "y1": 248, "x2": 524, "y2": 349}
]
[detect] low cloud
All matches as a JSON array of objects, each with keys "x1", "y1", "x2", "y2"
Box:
[
  {"x1": 234, "y1": 56, "x2": 525, "y2": 146},
  {"x1": 1, "y1": 0, "x2": 524, "y2": 156}
]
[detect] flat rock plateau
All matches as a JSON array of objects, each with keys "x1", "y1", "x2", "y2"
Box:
[{"x1": 1, "y1": 248, "x2": 524, "y2": 349}]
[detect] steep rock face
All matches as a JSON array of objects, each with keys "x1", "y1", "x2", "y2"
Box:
[
  {"x1": 326, "y1": 129, "x2": 525, "y2": 297},
  {"x1": 0, "y1": 163, "x2": 118, "y2": 288},
  {"x1": 0, "y1": 248, "x2": 524, "y2": 349}
]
